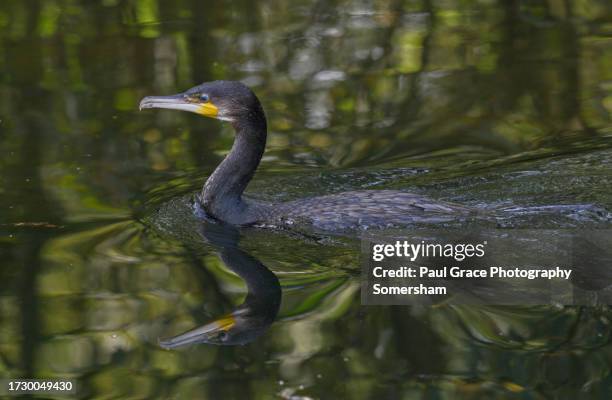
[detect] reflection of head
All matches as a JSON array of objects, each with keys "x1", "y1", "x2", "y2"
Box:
[
  {"x1": 160, "y1": 303, "x2": 277, "y2": 347},
  {"x1": 160, "y1": 220, "x2": 281, "y2": 347}
]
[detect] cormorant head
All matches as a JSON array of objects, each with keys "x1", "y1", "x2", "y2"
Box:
[
  {"x1": 158, "y1": 305, "x2": 273, "y2": 347},
  {"x1": 139, "y1": 80, "x2": 262, "y2": 123}
]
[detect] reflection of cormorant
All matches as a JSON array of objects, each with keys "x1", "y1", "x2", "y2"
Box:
[
  {"x1": 140, "y1": 81, "x2": 472, "y2": 231},
  {"x1": 159, "y1": 221, "x2": 281, "y2": 347}
]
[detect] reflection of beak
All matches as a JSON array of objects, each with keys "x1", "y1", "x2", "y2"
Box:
[
  {"x1": 139, "y1": 94, "x2": 218, "y2": 118},
  {"x1": 159, "y1": 314, "x2": 235, "y2": 349}
]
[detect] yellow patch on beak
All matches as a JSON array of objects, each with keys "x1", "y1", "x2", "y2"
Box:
[
  {"x1": 216, "y1": 314, "x2": 235, "y2": 331},
  {"x1": 199, "y1": 102, "x2": 219, "y2": 118}
]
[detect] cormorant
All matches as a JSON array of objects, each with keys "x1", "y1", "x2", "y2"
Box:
[{"x1": 140, "y1": 81, "x2": 472, "y2": 231}]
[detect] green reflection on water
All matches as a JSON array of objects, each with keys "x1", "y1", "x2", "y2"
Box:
[{"x1": 1, "y1": 0, "x2": 612, "y2": 398}]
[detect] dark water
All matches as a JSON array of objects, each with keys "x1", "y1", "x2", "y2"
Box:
[{"x1": 1, "y1": 0, "x2": 612, "y2": 398}]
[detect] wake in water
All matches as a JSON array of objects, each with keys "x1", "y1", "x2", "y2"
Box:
[{"x1": 493, "y1": 203, "x2": 612, "y2": 227}]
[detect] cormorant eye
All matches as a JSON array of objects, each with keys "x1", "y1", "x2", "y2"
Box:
[{"x1": 200, "y1": 94, "x2": 209, "y2": 102}]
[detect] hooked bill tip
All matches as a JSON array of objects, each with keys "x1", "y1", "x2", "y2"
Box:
[
  {"x1": 139, "y1": 97, "x2": 152, "y2": 111},
  {"x1": 158, "y1": 337, "x2": 173, "y2": 350}
]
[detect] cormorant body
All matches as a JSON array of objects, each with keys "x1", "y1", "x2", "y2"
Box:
[{"x1": 140, "y1": 81, "x2": 472, "y2": 231}]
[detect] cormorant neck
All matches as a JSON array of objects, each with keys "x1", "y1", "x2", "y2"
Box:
[{"x1": 201, "y1": 112, "x2": 267, "y2": 224}]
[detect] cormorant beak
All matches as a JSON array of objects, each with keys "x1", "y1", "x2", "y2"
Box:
[
  {"x1": 139, "y1": 94, "x2": 219, "y2": 118},
  {"x1": 158, "y1": 314, "x2": 235, "y2": 349}
]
